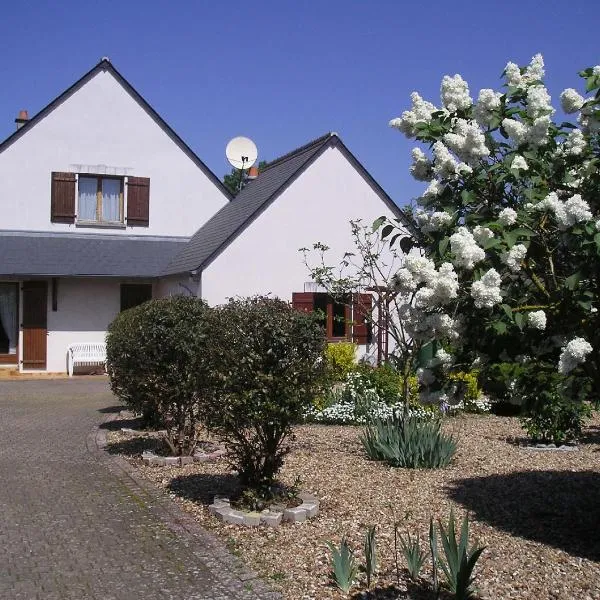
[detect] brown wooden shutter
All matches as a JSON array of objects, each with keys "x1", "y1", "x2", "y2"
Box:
[
  {"x1": 291, "y1": 292, "x2": 314, "y2": 313},
  {"x1": 352, "y1": 293, "x2": 373, "y2": 345},
  {"x1": 126, "y1": 177, "x2": 150, "y2": 226},
  {"x1": 51, "y1": 172, "x2": 76, "y2": 223}
]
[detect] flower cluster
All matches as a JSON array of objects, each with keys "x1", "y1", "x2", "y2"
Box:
[
  {"x1": 560, "y1": 88, "x2": 585, "y2": 114},
  {"x1": 498, "y1": 207, "x2": 518, "y2": 226},
  {"x1": 558, "y1": 337, "x2": 593, "y2": 375},
  {"x1": 536, "y1": 192, "x2": 592, "y2": 229},
  {"x1": 526, "y1": 85, "x2": 554, "y2": 119},
  {"x1": 527, "y1": 310, "x2": 547, "y2": 330},
  {"x1": 471, "y1": 268, "x2": 502, "y2": 308},
  {"x1": 502, "y1": 115, "x2": 551, "y2": 147},
  {"x1": 443, "y1": 118, "x2": 490, "y2": 165},
  {"x1": 389, "y1": 92, "x2": 436, "y2": 138},
  {"x1": 504, "y1": 54, "x2": 545, "y2": 88},
  {"x1": 449, "y1": 227, "x2": 485, "y2": 269},
  {"x1": 473, "y1": 225, "x2": 494, "y2": 245},
  {"x1": 432, "y1": 141, "x2": 471, "y2": 179},
  {"x1": 563, "y1": 129, "x2": 587, "y2": 156},
  {"x1": 473, "y1": 89, "x2": 502, "y2": 127},
  {"x1": 415, "y1": 209, "x2": 453, "y2": 233},
  {"x1": 410, "y1": 148, "x2": 433, "y2": 181},
  {"x1": 502, "y1": 244, "x2": 527, "y2": 272},
  {"x1": 511, "y1": 155, "x2": 529, "y2": 171},
  {"x1": 441, "y1": 74, "x2": 472, "y2": 112}
]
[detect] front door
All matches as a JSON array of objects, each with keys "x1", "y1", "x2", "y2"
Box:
[{"x1": 22, "y1": 281, "x2": 48, "y2": 370}]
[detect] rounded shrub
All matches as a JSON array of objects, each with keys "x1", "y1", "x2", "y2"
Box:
[
  {"x1": 106, "y1": 295, "x2": 214, "y2": 456},
  {"x1": 203, "y1": 296, "x2": 327, "y2": 489}
]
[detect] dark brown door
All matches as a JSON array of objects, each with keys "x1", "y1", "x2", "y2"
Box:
[{"x1": 22, "y1": 281, "x2": 48, "y2": 370}]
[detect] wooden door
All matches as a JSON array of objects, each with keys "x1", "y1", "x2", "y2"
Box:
[{"x1": 22, "y1": 281, "x2": 48, "y2": 370}]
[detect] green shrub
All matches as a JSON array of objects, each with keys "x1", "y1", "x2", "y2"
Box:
[
  {"x1": 106, "y1": 296, "x2": 214, "y2": 455},
  {"x1": 360, "y1": 414, "x2": 456, "y2": 468},
  {"x1": 514, "y1": 364, "x2": 591, "y2": 443},
  {"x1": 325, "y1": 342, "x2": 357, "y2": 382},
  {"x1": 354, "y1": 362, "x2": 404, "y2": 404},
  {"x1": 448, "y1": 370, "x2": 480, "y2": 407},
  {"x1": 203, "y1": 296, "x2": 326, "y2": 488}
]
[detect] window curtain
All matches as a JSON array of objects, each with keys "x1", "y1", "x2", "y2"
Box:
[
  {"x1": 78, "y1": 177, "x2": 97, "y2": 221},
  {"x1": 0, "y1": 284, "x2": 17, "y2": 354},
  {"x1": 102, "y1": 179, "x2": 120, "y2": 222}
]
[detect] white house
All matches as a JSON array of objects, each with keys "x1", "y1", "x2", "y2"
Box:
[{"x1": 0, "y1": 59, "x2": 410, "y2": 374}]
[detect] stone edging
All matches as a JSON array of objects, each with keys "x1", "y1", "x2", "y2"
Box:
[
  {"x1": 141, "y1": 448, "x2": 226, "y2": 466},
  {"x1": 520, "y1": 443, "x2": 579, "y2": 452},
  {"x1": 87, "y1": 410, "x2": 282, "y2": 600},
  {"x1": 209, "y1": 492, "x2": 320, "y2": 527}
]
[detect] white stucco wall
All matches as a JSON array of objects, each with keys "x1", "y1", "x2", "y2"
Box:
[
  {"x1": 201, "y1": 145, "x2": 402, "y2": 306},
  {"x1": 0, "y1": 67, "x2": 228, "y2": 237},
  {"x1": 155, "y1": 275, "x2": 200, "y2": 299}
]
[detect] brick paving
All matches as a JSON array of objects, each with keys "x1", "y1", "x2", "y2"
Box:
[{"x1": 0, "y1": 379, "x2": 279, "y2": 600}]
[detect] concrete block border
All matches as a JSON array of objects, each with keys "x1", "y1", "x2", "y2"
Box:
[
  {"x1": 141, "y1": 449, "x2": 226, "y2": 467},
  {"x1": 208, "y1": 492, "x2": 320, "y2": 527}
]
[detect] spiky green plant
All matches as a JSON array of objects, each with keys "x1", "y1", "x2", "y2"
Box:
[
  {"x1": 399, "y1": 532, "x2": 427, "y2": 581},
  {"x1": 326, "y1": 537, "x2": 358, "y2": 594},
  {"x1": 436, "y1": 510, "x2": 486, "y2": 600},
  {"x1": 360, "y1": 414, "x2": 457, "y2": 468},
  {"x1": 429, "y1": 516, "x2": 439, "y2": 593},
  {"x1": 364, "y1": 525, "x2": 377, "y2": 588}
]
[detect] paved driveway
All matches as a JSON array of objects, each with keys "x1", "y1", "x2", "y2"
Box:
[{"x1": 0, "y1": 380, "x2": 276, "y2": 600}]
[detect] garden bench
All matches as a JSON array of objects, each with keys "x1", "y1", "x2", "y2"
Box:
[{"x1": 67, "y1": 342, "x2": 107, "y2": 376}]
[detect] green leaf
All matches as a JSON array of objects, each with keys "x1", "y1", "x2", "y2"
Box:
[
  {"x1": 381, "y1": 224, "x2": 394, "y2": 239},
  {"x1": 460, "y1": 190, "x2": 475, "y2": 206},
  {"x1": 372, "y1": 216, "x2": 386, "y2": 232},
  {"x1": 492, "y1": 321, "x2": 507, "y2": 335},
  {"x1": 438, "y1": 237, "x2": 449, "y2": 256},
  {"x1": 514, "y1": 312, "x2": 524, "y2": 331},
  {"x1": 501, "y1": 304, "x2": 513, "y2": 320},
  {"x1": 565, "y1": 272, "x2": 581, "y2": 291}
]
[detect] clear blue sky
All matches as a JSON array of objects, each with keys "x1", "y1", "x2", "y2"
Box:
[{"x1": 1, "y1": 0, "x2": 597, "y2": 206}]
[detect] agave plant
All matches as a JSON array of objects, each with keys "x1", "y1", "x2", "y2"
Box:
[
  {"x1": 436, "y1": 510, "x2": 486, "y2": 600},
  {"x1": 326, "y1": 537, "x2": 358, "y2": 593},
  {"x1": 364, "y1": 525, "x2": 377, "y2": 588},
  {"x1": 360, "y1": 414, "x2": 457, "y2": 468}
]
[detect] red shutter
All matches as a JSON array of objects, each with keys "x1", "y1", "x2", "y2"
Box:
[
  {"x1": 50, "y1": 172, "x2": 76, "y2": 223},
  {"x1": 292, "y1": 292, "x2": 314, "y2": 313},
  {"x1": 352, "y1": 293, "x2": 373, "y2": 345},
  {"x1": 126, "y1": 177, "x2": 150, "y2": 226}
]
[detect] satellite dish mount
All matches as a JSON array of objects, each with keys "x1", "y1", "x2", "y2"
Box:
[{"x1": 225, "y1": 136, "x2": 258, "y2": 192}]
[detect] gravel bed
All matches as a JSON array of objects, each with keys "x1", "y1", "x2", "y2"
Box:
[{"x1": 106, "y1": 414, "x2": 600, "y2": 599}]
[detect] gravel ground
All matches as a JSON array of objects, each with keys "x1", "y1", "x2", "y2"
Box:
[{"x1": 107, "y1": 413, "x2": 600, "y2": 600}]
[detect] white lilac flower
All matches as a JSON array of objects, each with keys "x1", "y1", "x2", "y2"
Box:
[
  {"x1": 440, "y1": 74, "x2": 472, "y2": 112},
  {"x1": 389, "y1": 92, "x2": 437, "y2": 138},
  {"x1": 527, "y1": 115, "x2": 551, "y2": 147},
  {"x1": 527, "y1": 310, "x2": 547, "y2": 330},
  {"x1": 502, "y1": 118, "x2": 529, "y2": 145},
  {"x1": 391, "y1": 268, "x2": 416, "y2": 293},
  {"x1": 417, "y1": 210, "x2": 453, "y2": 233},
  {"x1": 471, "y1": 268, "x2": 502, "y2": 308},
  {"x1": 558, "y1": 337, "x2": 593, "y2": 375},
  {"x1": 563, "y1": 194, "x2": 592, "y2": 227},
  {"x1": 432, "y1": 141, "x2": 459, "y2": 179},
  {"x1": 473, "y1": 225, "x2": 494, "y2": 245},
  {"x1": 498, "y1": 207, "x2": 518, "y2": 226},
  {"x1": 432, "y1": 348, "x2": 453, "y2": 368},
  {"x1": 410, "y1": 148, "x2": 433, "y2": 181},
  {"x1": 560, "y1": 88, "x2": 585, "y2": 114},
  {"x1": 404, "y1": 255, "x2": 437, "y2": 284},
  {"x1": 593, "y1": 66, "x2": 600, "y2": 76},
  {"x1": 511, "y1": 155, "x2": 529, "y2": 171},
  {"x1": 504, "y1": 61, "x2": 522, "y2": 87},
  {"x1": 443, "y1": 118, "x2": 490, "y2": 165},
  {"x1": 450, "y1": 227, "x2": 485, "y2": 270},
  {"x1": 502, "y1": 243, "x2": 527, "y2": 272},
  {"x1": 473, "y1": 89, "x2": 503, "y2": 127},
  {"x1": 524, "y1": 54, "x2": 545, "y2": 83},
  {"x1": 526, "y1": 86, "x2": 554, "y2": 119},
  {"x1": 427, "y1": 262, "x2": 459, "y2": 305},
  {"x1": 563, "y1": 129, "x2": 587, "y2": 156},
  {"x1": 596, "y1": 219, "x2": 600, "y2": 231}
]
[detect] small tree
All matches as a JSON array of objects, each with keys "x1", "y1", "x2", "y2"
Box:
[
  {"x1": 106, "y1": 296, "x2": 214, "y2": 456},
  {"x1": 203, "y1": 296, "x2": 326, "y2": 489}
]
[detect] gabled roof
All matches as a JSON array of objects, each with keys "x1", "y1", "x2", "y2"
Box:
[
  {"x1": 0, "y1": 59, "x2": 233, "y2": 201},
  {"x1": 163, "y1": 132, "x2": 413, "y2": 275},
  {"x1": 0, "y1": 231, "x2": 188, "y2": 278}
]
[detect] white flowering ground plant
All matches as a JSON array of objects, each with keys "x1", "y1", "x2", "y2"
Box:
[{"x1": 386, "y1": 56, "x2": 600, "y2": 407}]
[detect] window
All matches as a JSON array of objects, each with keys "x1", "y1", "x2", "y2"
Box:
[
  {"x1": 120, "y1": 284, "x2": 152, "y2": 312},
  {"x1": 291, "y1": 291, "x2": 373, "y2": 344},
  {"x1": 78, "y1": 175, "x2": 124, "y2": 223},
  {"x1": 0, "y1": 283, "x2": 19, "y2": 361}
]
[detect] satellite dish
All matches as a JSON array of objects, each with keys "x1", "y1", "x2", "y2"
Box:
[{"x1": 226, "y1": 136, "x2": 258, "y2": 170}]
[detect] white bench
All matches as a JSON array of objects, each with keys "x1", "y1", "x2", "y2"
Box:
[{"x1": 67, "y1": 342, "x2": 107, "y2": 376}]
